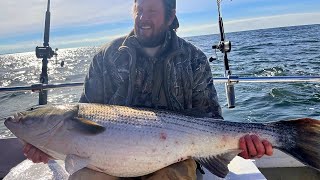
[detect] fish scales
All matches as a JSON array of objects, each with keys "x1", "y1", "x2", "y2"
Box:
[
  {"x1": 79, "y1": 104, "x2": 278, "y2": 140},
  {"x1": 81, "y1": 104, "x2": 229, "y2": 133}
]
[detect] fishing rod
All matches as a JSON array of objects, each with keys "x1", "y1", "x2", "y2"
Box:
[
  {"x1": 35, "y1": 0, "x2": 58, "y2": 105},
  {"x1": 209, "y1": 0, "x2": 320, "y2": 108},
  {"x1": 211, "y1": 0, "x2": 235, "y2": 108}
]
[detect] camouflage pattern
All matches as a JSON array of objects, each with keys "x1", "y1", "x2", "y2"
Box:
[
  {"x1": 78, "y1": 30, "x2": 222, "y2": 179},
  {"x1": 79, "y1": 30, "x2": 222, "y2": 118}
]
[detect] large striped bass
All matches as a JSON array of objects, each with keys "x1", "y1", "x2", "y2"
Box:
[{"x1": 4, "y1": 103, "x2": 320, "y2": 178}]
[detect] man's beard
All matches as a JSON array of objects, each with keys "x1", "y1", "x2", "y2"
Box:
[{"x1": 134, "y1": 23, "x2": 168, "y2": 48}]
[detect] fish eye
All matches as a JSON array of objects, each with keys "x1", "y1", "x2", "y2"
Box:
[
  {"x1": 27, "y1": 107, "x2": 35, "y2": 111},
  {"x1": 26, "y1": 105, "x2": 43, "y2": 111}
]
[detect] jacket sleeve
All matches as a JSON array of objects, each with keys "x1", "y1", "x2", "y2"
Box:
[
  {"x1": 79, "y1": 51, "x2": 105, "y2": 103},
  {"x1": 191, "y1": 50, "x2": 223, "y2": 119}
]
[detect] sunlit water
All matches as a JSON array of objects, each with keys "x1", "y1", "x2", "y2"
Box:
[{"x1": 1, "y1": 24, "x2": 320, "y2": 138}]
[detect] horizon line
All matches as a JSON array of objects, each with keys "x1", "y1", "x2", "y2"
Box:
[{"x1": 1, "y1": 23, "x2": 319, "y2": 56}]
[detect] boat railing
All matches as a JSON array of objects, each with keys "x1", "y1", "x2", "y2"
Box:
[
  {"x1": 0, "y1": 83, "x2": 84, "y2": 93},
  {"x1": 0, "y1": 76, "x2": 319, "y2": 93},
  {"x1": 213, "y1": 76, "x2": 320, "y2": 83}
]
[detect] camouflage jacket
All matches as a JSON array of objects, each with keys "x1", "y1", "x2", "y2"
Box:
[{"x1": 79, "y1": 30, "x2": 222, "y2": 118}]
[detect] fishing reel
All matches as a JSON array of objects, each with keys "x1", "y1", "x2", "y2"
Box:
[
  {"x1": 209, "y1": 40, "x2": 232, "y2": 62},
  {"x1": 36, "y1": 46, "x2": 56, "y2": 59},
  {"x1": 36, "y1": 47, "x2": 64, "y2": 67},
  {"x1": 215, "y1": 40, "x2": 231, "y2": 53}
]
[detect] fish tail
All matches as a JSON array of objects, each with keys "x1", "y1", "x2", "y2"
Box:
[{"x1": 276, "y1": 118, "x2": 320, "y2": 171}]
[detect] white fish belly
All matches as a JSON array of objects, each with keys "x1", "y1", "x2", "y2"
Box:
[{"x1": 76, "y1": 125, "x2": 200, "y2": 177}]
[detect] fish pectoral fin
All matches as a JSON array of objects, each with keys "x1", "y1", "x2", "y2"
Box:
[
  {"x1": 71, "y1": 117, "x2": 105, "y2": 135},
  {"x1": 195, "y1": 149, "x2": 242, "y2": 178},
  {"x1": 65, "y1": 154, "x2": 90, "y2": 175}
]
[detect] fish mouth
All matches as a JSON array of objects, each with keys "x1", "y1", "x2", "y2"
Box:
[
  {"x1": 4, "y1": 116, "x2": 15, "y2": 128},
  {"x1": 4, "y1": 117, "x2": 14, "y2": 129},
  {"x1": 5, "y1": 112, "x2": 25, "y2": 125}
]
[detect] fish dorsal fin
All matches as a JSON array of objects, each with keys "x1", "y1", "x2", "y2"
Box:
[
  {"x1": 195, "y1": 149, "x2": 242, "y2": 178},
  {"x1": 65, "y1": 154, "x2": 90, "y2": 175},
  {"x1": 71, "y1": 117, "x2": 105, "y2": 135}
]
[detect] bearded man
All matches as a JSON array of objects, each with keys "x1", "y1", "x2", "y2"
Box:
[{"x1": 23, "y1": 0, "x2": 273, "y2": 179}]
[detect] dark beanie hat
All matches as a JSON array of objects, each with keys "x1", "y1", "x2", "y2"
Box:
[
  {"x1": 167, "y1": 0, "x2": 179, "y2": 30},
  {"x1": 134, "y1": 0, "x2": 179, "y2": 30}
]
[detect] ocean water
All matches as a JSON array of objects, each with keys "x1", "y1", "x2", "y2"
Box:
[{"x1": 0, "y1": 24, "x2": 319, "y2": 138}]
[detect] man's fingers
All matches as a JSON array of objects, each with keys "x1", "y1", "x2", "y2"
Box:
[
  {"x1": 32, "y1": 150, "x2": 42, "y2": 163},
  {"x1": 251, "y1": 135, "x2": 265, "y2": 158},
  {"x1": 39, "y1": 152, "x2": 49, "y2": 164},
  {"x1": 40, "y1": 151, "x2": 50, "y2": 164},
  {"x1": 43, "y1": 156, "x2": 50, "y2": 164},
  {"x1": 238, "y1": 137, "x2": 250, "y2": 159},
  {"x1": 26, "y1": 147, "x2": 37, "y2": 161},
  {"x1": 239, "y1": 135, "x2": 274, "y2": 159},
  {"x1": 23, "y1": 143, "x2": 52, "y2": 163},
  {"x1": 244, "y1": 135, "x2": 257, "y2": 158},
  {"x1": 23, "y1": 143, "x2": 32, "y2": 156},
  {"x1": 38, "y1": 153, "x2": 44, "y2": 163},
  {"x1": 262, "y1": 140, "x2": 273, "y2": 156}
]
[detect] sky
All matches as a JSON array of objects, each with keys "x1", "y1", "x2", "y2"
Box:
[{"x1": 0, "y1": 0, "x2": 320, "y2": 54}]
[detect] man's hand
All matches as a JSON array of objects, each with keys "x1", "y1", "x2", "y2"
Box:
[
  {"x1": 239, "y1": 134, "x2": 273, "y2": 159},
  {"x1": 23, "y1": 143, "x2": 51, "y2": 163}
]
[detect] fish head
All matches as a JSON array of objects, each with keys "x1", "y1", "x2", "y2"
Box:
[{"x1": 4, "y1": 104, "x2": 78, "y2": 146}]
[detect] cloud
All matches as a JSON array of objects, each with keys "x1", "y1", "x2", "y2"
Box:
[
  {"x1": 1, "y1": 0, "x2": 319, "y2": 37},
  {"x1": 1, "y1": 1, "x2": 319, "y2": 54},
  {"x1": 51, "y1": 0, "x2": 133, "y2": 27},
  {"x1": 0, "y1": 0, "x2": 133, "y2": 37}
]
